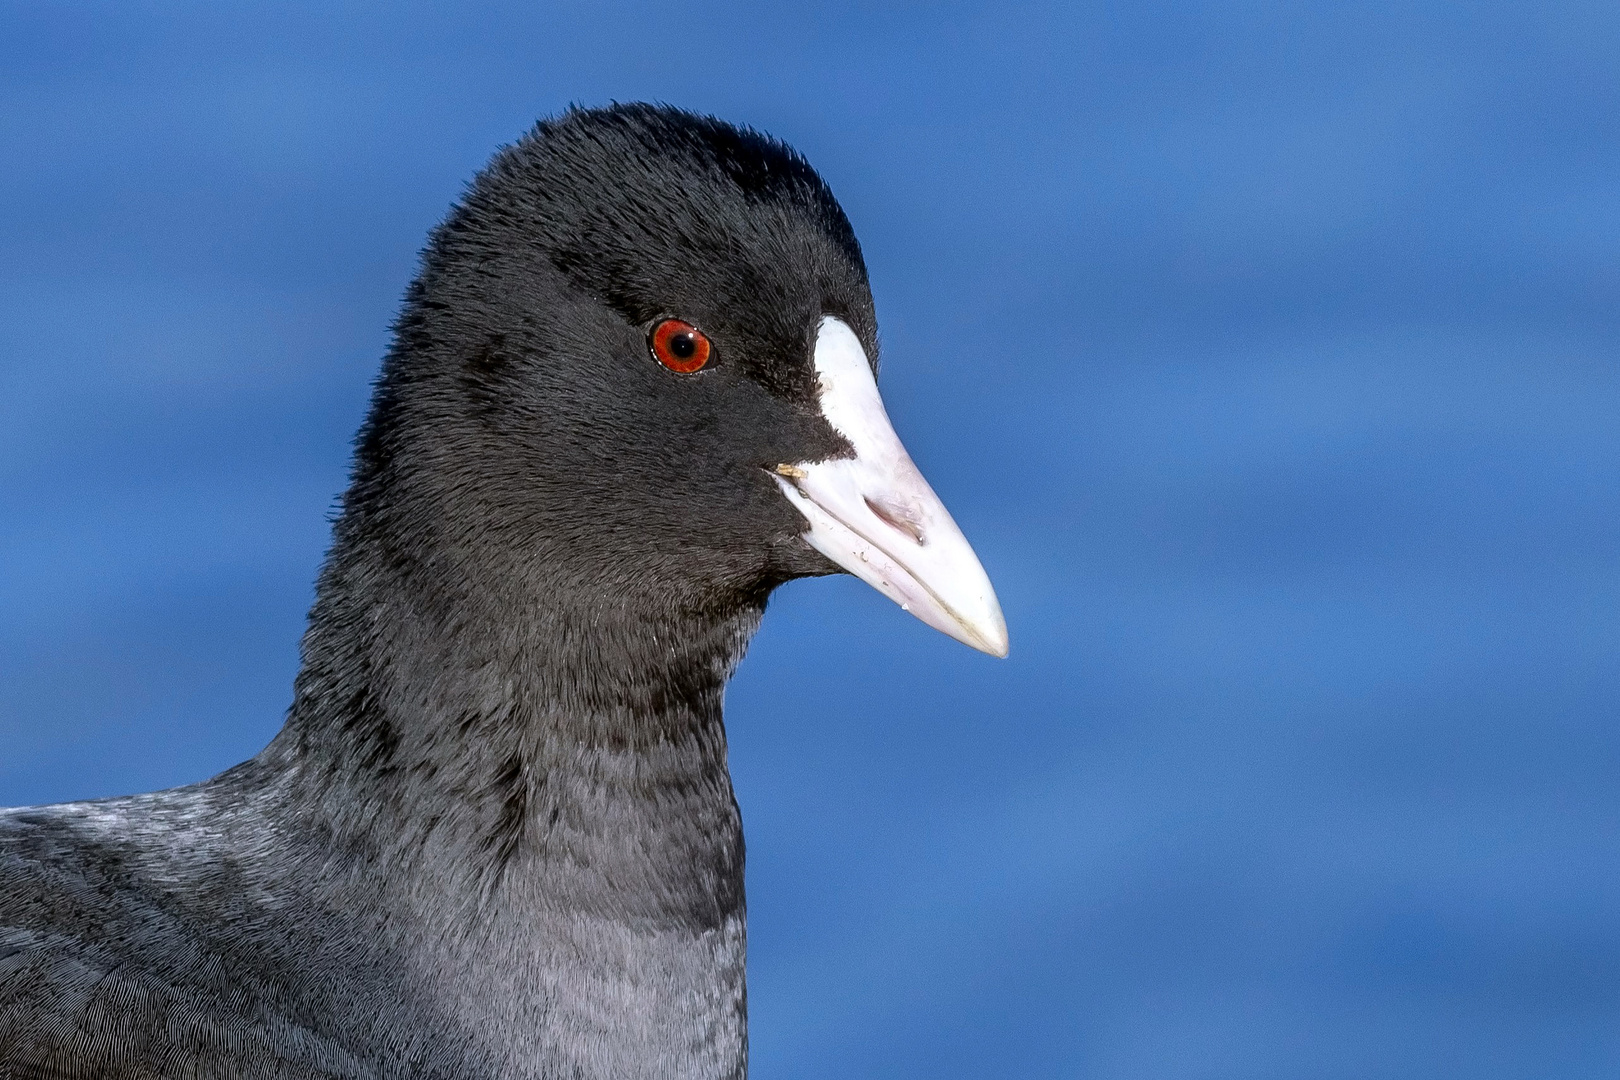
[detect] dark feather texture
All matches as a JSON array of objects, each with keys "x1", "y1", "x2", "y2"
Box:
[{"x1": 0, "y1": 104, "x2": 878, "y2": 1079}]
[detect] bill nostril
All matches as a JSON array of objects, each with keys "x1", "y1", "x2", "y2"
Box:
[{"x1": 865, "y1": 496, "x2": 927, "y2": 545}]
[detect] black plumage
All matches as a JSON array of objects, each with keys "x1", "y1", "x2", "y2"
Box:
[{"x1": 0, "y1": 104, "x2": 981, "y2": 1079}]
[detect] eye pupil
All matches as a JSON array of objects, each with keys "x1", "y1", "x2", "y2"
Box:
[{"x1": 670, "y1": 333, "x2": 696, "y2": 359}]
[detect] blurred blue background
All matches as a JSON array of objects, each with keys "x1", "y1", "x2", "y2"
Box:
[{"x1": 2, "y1": 2, "x2": 1617, "y2": 1076}]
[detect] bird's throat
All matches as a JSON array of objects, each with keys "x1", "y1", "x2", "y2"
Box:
[{"x1": 258, "y1": 546, "x2": 761, "y2": 931}]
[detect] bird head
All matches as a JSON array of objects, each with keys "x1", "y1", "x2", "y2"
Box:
[{"x1": 348, "y1": 104, "x2": 1007, "y2": 658}]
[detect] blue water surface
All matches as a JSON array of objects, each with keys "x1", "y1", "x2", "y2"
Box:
[{"x1": 2, "y1": 3, "x2": 1616, "y2": 1077}]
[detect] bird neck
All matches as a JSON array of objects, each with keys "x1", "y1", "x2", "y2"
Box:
[{"x1": 254, "y1": 536, "x2": 760, "y2": 931}]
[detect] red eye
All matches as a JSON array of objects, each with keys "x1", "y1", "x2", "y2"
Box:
[{"x1": 649, "y1": 319, "x2": 712, "y2": 373}]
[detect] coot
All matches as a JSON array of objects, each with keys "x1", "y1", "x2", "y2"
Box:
[{"x1": 0, "y1": 103, "x2": 1005, "y2": 1080}]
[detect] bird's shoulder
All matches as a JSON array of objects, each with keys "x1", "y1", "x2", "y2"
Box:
[{"x1": 0, "y1": 802, "x2": 371, "y2": 1080}]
